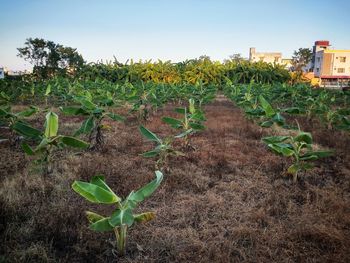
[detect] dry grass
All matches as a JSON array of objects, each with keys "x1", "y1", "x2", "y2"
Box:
[{"x1": 0, "y1": 97, "x2": 349, "y2": 262}]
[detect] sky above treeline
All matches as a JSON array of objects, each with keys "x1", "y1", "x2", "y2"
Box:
[{"x1": 1, "y1": 0, "x2": 350, "y2": 70}]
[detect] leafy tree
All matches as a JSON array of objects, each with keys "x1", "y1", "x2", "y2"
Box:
[
  {"x1": 17, "y1": 38, "x2": 85, "y2": 78},
  {"x1": 292, "y1": 48, "x2": 313, "y2": 72}
]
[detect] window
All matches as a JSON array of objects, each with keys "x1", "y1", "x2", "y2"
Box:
[
  {"x1": 337, "y1": 68, "x2": 345, "y2": 73},
  {"x1": 316, "y1": 68, "x2": 320, "y2": 72},
  {"x1": 339, "y1": 57, "x2": 346, "y2": 62},
  {"x1": 317, "y1": 57, "x2": 320, "y2": 62}
]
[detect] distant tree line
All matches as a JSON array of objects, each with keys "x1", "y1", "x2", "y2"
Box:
[{"x1": 16, "y1": 38, "x2": 298, "y2": 85}]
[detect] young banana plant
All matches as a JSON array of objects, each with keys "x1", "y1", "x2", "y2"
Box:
[
  {"x1": 139, "y1": 125, "x2": 183, "y2": 169},
  {"x1": 60, "y1": 95, "x2": 124, "y2": 149},
  {"x1": 72, "y1": 171, "x2": 163, "y2": 256},
  {"x1": 162, "y1": 98, "x2": 205, "y2": 148},
  {"x1": 21, "y1": 111, "x2": 89, "y2": 174},
  {"x1": 0, "y1": 105, "x2": 40, "y2": 145},
  {"x1": 262, "y1": 131, "x2": 332, "y2": 182}
]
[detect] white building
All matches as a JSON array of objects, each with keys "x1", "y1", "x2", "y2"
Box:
[{"x1": 249, "y1": 48, "x2": 292, "y2": 69}]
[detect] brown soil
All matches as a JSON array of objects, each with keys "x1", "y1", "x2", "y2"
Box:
[{"x1": 0, "y1": 97, "x2": 349, "y2": 262}]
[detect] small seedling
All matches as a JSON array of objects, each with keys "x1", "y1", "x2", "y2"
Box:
[
  {"x1": 262, "y1": 131, "x2": 332, "y2": 182},
  {"x1": 72, "y1": 171, "x2": 163, "y2": 256}
]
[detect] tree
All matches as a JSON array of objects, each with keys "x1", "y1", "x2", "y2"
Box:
[
  {"x1": 17, "y1": 38, "x2": 85, "y2": 78},
  {"x1": 292, "y1": 48, "x2": 312, "y2": 72}
]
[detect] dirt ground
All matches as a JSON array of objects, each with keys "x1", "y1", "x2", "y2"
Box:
[{"x1": 0, "y1": 97, "x2": 349, "y2": 262}]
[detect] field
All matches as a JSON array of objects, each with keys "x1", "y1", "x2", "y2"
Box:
[{"x1": 1, "y1": 90, "x2": 349, "y2": 262}]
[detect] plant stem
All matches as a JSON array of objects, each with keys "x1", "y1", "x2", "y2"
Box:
[{"x1": 114, "y1": 225, "x2": 127, "y2": 256}]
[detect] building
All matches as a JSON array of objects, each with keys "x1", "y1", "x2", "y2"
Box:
[
  {"x1": 249, "y1": 48, "x2": 282, "y2": 64},
  {"x1": 311, "y1": 40, "x2": 350, "y2": 87},
  {"x1": 249, "y1": 48, "x2": 292, "y2": 69},
  {"x1": 0, "y1": 68, "x2": 4, "y2": 79}
]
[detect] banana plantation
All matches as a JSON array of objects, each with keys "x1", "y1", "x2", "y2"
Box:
[{"x1": 0, "y1": 62, "x2": 349, "y2": 262}]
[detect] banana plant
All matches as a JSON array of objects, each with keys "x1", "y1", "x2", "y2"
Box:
[
  {"x1": 72, "y1": 171, "x2": 163, "y2": 256},
  {"x1": 0, "y1": 105, "x2": 40, "y2": 145},
  {"x1": 162, "y1": 98, "x2": 205, "y2": 148},
  {"x1": 21, "y1": 111, "x2": 89, "y2": 173},
  {"x1": 60, "y1": 94, "x2": 124, "y2": 149},
  {"x1": 262, "y1": 132, "x2": 332, "y2": 182},
  {"x1": 139, "y1": 125, "x2": 183, "y2": 169}
]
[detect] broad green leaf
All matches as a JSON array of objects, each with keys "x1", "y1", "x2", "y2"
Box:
[
  {"x1": 174, "y1": 108, "x2": 186, "y2": 114},
  {"x1": 294, "y1": 132, "x2": 312, "y2": 144},
  {"x1": 12, "y1": 121, "x2": 41, "y2": 138},
  {"x1": 107, "y1": 113, "x2": 125, "y2": 122},
  {"x1": 259, "y1": 95, "x2": 275, "y2": 117},
  {"x1": 90, "y1": 176, "x2": 118, "y2": 198},
  {"x1": 174, "y1": 129, "x2": 193, "y2": 138},
  {"x1": 127, "y1": 171, "x2": 163, "y2": 207},
  {"x1": 139, "y1": 126, "x2": 162, "y2": 144},
  {"x1": 189, "y1": 122, "x2": 205, "y2": 130},
  {"x1": 86, "y1": 211, "x2": 104, "y2": 223},
  {"x1": 60, "y1": 106, "x2": 86, "y2": 116},
  {"x1": 282, "y1": 107, "x2": 305, "y2": 114},
  {"x1": 272, "y1": 113, "x2": 285, "y2": 126},
  {"x1": 16, "y1": 106, "x2": 38, "y2": 117},
  {"x1": 72, "y1": 181, "x2": 120, "y2": 204},
  {"x1": 260, "y1": 120, "x2": 274, "y2": 127},
  {"x1": 162, "y1": 117, "x2": 183, "y2": 128},
  {"x1": 78, "y1": 98, "x2": 96, "y2": 110},
  {"x1": 44, "y1": 111, "x2": 58, "y2": 138},
  {"x1": 61, "y1": 136, "x2": 89, "y2": 149},
  {"x1": 21, "y1": 143, "x2": 34, "y2": 156},
  {"x1": 141, "y1": 150, "x2": 160, "y2": 157},
  {"x1": 75, "y1": 117, "x2": 94, "y2": 136},
  {"x1": 45, "y1": 84, "x2": 51, "y2": 96},
  {"x1": 89, "y1": 217, "x2": 114, "y2": 232},
  {"x1": 262, "y1": 136, "x2": 290, "y2": 144},
  {"x1": 134, "y1": 212, "x2": 155, "y2": 224},
  {"x1": 109, "y1": 208, "x2": 134, "y2": 227}
]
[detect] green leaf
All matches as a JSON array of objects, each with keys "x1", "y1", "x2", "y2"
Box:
[
  {"x1": 107, "y1": 113, "x2": 125, "y2": 122},
  {"x1": 126, "y1": 171, "x2": 163, "y2": 208},
  {"x1": 61, "y1": 136, "x2": 89, "y2": 149},
  {"x1": 86, "y1": 211, "x2": 105, "y2": 223},
  {"x1": 109, "y1": 208, "x2": 134, "y2": 227},
  {"x1": 16, "y1": 106, "x2": 38, "y2": 117},
  {"x1": 162, "y1": 117, "x2": 183, "y2": 128},
  {"x1": 60, "y1": 106, "x2": 86, "y2": 116},
  {"x1": 272, "y1": 113, "x2": 285, "y2": 126},
  {"x1": 44, "y1": 111, "x2": 58, "y2": 138},
  {"x1": 282, "y1": 107, "x2": 305, "y2": 114},
  {"x1": 134, "y1": 212, "x2": 155, "y2": 224},
  {"x1": 75, "y1": 117, "x2": 94, "y2": 136},
  {"x1": 262, "y1": 136, "x2": 290, "y2": 144},
  {"x1": 189, "y1": 98, "x2": 195, "y2": 114},
  {"x1": 174, "y1": 108, "x2": 186, "y2": 114},
  {"x1": 174, "y1": 129, "x2": 193, "y2": 138},
  {"x1": 11, "y1": 121, "x2": 42, "y2": 138},
  {"x1": 260, "y1": 120, "x2": 274, "y2": 127},
  {"x1": 72, "y1": 180, "x2": 120, "y2": 204},
  {"x1": 259, "y1": 95, "x2": 275, "y2": 117},
  {"x1": 294, "y1": 132, "x2": 313, "y2": 144},
  {"x1": 45, "y1": 84, "x2": 51, "y2": 96},
  {"x1": 21, "y1": 142, "x2": 34, "y2": 156},
  {"x1": 139, "y1": 125, "x2": 162, "y2": 144},
  {"x1": 141, "y1": 150, "x2": 160, "y2": 157},
  {"x1": 78, "y1": 98, "x2": 96, "y2": 110},
  {"x1": 189, "y1": 122, "x2": 205, "y2": 130},
  {"x1": 89, "y1": 217, "x2": 114, "y2": 232}
]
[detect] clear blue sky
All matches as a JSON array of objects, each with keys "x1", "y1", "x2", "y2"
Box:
[{"x1": 1, "y1": 0, "x2": 350, "y2": 70}]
